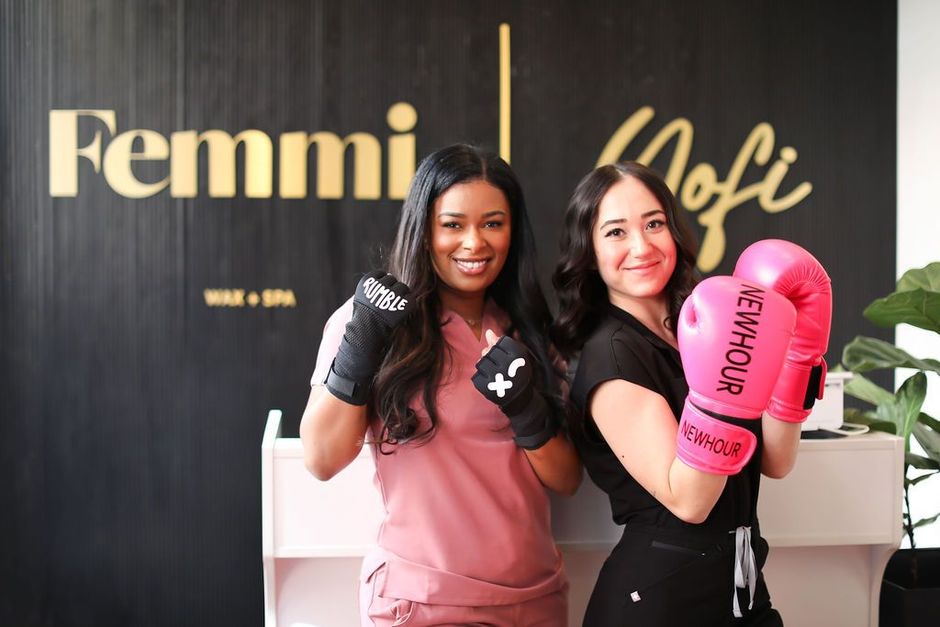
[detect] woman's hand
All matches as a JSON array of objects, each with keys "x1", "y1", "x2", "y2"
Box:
[
  {"x1": 472, "y1": 334, "x2": 557, "y2": 450},
  {"x1": 473, "y1": 331, "x2": 582, "y2": 495},
  {"x1": 325, "y1": 271, "x2": 413, "y2": 405}
]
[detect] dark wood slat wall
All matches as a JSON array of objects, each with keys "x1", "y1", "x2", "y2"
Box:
[{"x1": 1, "y1": 1, "x2": 897, "y2": 625}]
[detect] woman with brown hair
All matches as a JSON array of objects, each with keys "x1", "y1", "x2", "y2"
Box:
[{"x1": 553, "y1": 161, "x2": 830, "y2": 626}]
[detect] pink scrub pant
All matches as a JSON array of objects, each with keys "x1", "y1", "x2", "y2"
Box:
[{"x1": 359, "y1": 562, "x2": 568, "y2": 627}]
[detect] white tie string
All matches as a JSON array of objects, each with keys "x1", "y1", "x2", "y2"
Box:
[{"x1": 732, "y1": 526, "x2": 757, "y2": 618}]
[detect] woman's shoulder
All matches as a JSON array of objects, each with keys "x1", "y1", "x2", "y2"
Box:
[
  {"x1": 581, "y1": 309, "x2": 646, "y2": 359},
  {"x1": 572, "y1": 310, "x2": 665, "y2": 399}
]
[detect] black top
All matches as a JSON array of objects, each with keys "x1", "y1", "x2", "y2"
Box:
[{"x1": 570, "y1": 303, "x2": 762, "y2": 535}]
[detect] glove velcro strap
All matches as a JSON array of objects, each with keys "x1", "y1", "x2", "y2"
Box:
[
  {"x1": 676, "y1": 401, "x2": 758, "y2": 475},
  {"x1": 505, "y1": 392, "x2": 558, "y2": 451},
  {"x1": 325, "y1": 360, "x2": 370, "y2": 406},
  {"x1": 767, "y1": 358, "x2": 827, "y2": 423},
  {"x1": 804, "y1": 360, "x2": 827, "y2": 409},
  {"x1": 513, "y1": 418, "x2": 558, "y2": 450}
]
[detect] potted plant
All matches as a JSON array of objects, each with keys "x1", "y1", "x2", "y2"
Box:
[{"x1": 841, "y1": 261, "x2": 940, "y2": 625}]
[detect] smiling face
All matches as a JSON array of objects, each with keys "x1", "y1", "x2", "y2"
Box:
[
  {"x1": 592, "y1": 175, "x2": 677, "y2": 312},
  {"x1": 429, "y1": 179, "x2": 512, "y2": 307}
]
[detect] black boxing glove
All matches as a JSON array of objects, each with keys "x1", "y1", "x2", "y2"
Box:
[
  {"x1": 471, "y1": 335, "x2": 558, "y2": 450},
  {"x1": 326, "y1": 270, "x2": 414, "y2": 405}
]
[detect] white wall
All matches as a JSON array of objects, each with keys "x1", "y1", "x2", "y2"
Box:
[{"x1": 898, "y1": 0, "x2": 940, "y2": 548}]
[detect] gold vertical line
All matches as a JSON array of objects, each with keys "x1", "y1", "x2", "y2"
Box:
[{"x1": 499, "y1": 23, "x2": 511, "y2": 163}]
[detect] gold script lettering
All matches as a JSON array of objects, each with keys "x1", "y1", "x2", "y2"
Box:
[{"x1": 597, "y1": 106, "x2": 813, "y2": 272}]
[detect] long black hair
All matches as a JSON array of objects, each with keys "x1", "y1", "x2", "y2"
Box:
[
  {"x1": 372, "y1": 144, "x2": 561, "y2": 446},
  {"x1": 551, "y1": 162, "x2": 699, "y2": 359}
]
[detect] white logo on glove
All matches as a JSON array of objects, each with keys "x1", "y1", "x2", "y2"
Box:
[
  {"x1": 487, "y1": 357, "x2": 526, "y2": 398},
  {"x1": 362, "y1": 277, "x2": 409, "y2": 311}
]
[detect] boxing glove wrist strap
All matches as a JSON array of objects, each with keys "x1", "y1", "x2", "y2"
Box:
[
  {"x1": 325, "y1": 359, "x2": 371, "y2": 406},
  {"x1": 766, "y1": 359, "x2": 827, "y2": 423},
  {"x1": 687, "y1": 389, "x2": 761, "y2": 422},
  {"x1": 504, "y1": 392, "x2": 558, "y2": 451},
  {"x1": 514, "y1": 420, "x2": 558, "y2": 450},
  {"x1": 676, "y1": 401, "x2": 758, "y2": 475}
]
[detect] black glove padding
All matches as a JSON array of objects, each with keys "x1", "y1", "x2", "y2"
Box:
[
  {"x1": 326, "y1": 270, "x2": 413, "y2": 405},
  {"x1": 471, "y1": 335, "x2": 558, "y2": 450}
]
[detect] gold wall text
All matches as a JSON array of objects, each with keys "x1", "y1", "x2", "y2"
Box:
[
  {"x1": 203, "y1": 289, "x2": 297, "y2": 308},
  {"x1": 49, "y1": 104, "x2": 418, "y2": 200},
  {"x1": 597, "y1": 106, "x2": 813, "y2": 272}
]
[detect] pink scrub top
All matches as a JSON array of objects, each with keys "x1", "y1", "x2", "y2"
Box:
[{"x1": 311, "y1": 298, "x2": 567, "y2": 606}]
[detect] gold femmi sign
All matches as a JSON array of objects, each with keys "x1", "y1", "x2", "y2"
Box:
[
  {"x1": 46, "y1": 24, "x2": 811, "y2": 272},
  {"x1": 48, "y1": 102, "x2": 418, "y2": 201}
]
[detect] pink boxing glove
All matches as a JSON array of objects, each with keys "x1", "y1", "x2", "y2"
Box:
[
  {"x1": 677, "y1": 276, "x2": 796, "y2": 474},
  {"x1": 734, "y1": 240, "x2": 832, "y2": 423}
]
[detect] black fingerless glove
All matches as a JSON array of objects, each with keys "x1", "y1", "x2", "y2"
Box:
[
  {"x1": 326, "y1": 270, "x2": 413, "y2": 405},
  {"x1": 471, "y1": 336, "x2": 558, "y2": 450}
]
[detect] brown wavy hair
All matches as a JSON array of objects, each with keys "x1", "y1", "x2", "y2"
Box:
[
  {"x1": 371, "y1": 144, "x2": 561, "y2": 448},
  {"x1": 551, "y1": 162, "x2": 699, "y2": 359}
]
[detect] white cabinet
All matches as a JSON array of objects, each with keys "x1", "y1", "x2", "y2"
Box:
[
  {"x1": 261, "y1": 410, "x2": 382, "y2": 627},
  {"x1": 757, "y1": 432, "x2": 904, "y2": 627},
  {"x1": 262, "y1": 411, "x2": 902, "y2": 627}
]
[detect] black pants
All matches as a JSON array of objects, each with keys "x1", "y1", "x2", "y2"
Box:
[{"x1": 582, "y1": 526, "x2": 783, "y2": 627}]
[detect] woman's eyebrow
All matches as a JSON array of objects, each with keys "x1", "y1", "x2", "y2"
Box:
[
  {"x1": 598, "y1": 209, "x2": 664, "y2": 229},
  {"x1": 598, "y1": 217, "x2": 626, "y2": 230},
  {"x1": 437, "y1": 209, "x2": 507, "y2": 218}
]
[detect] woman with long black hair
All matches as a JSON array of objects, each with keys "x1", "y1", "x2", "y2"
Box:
[{"x1": 300, "y1": 144, "x2": 580, "y2": 626}]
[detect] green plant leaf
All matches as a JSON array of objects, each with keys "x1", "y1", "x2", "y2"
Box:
[
  {"x1": 913, "y1": 512, "x2": 940, "y2": 529},
  {"x1": 910, "y1": 472, "x2": 939, "y2": 486},
  {"x1": 842, "y1": 407, "x2": 879, "y2": 421},
  {"x1": 907, "y1": 452, "x2": 940, "y2": 470},
  {"x1": 913, "y1": 415, "x2": 940, "y2": 463},
  {"x1": 843, "y1": 408, "x2": 896, "y2": 433},
  {"x1": 867, "y1": 421, "x2": 899, "y2": 434},
  {"x1": 842, "y1": 336, "x2": 940, "y2": 375},
  {"x1": 875, "y1": 372, "x2": 927, "y2": 451},
  {"x1": 919, "y1": 412, "x2": 940, "y2": 432},
  {"x1": 896, "y1": 262, "x2": 940, "y2": 293},
  {"x1": 842, "y1": 262, "x2": 940, "y2": 544},
  {"x1": 864, "y1": 263, "x2": 940, "y2": 333},
  {"x1": 863, "y1": 261, "x2": 940, "y2": 333},
  {"x1": 900, "y1": 373, "x2": 928, "y2": 445},
  {"x1": 864, "y1": 289, "x2": 940, "y2": 334},
  {"x1": 842, "y1": 370, "x2": 896, "y2": 405}
]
